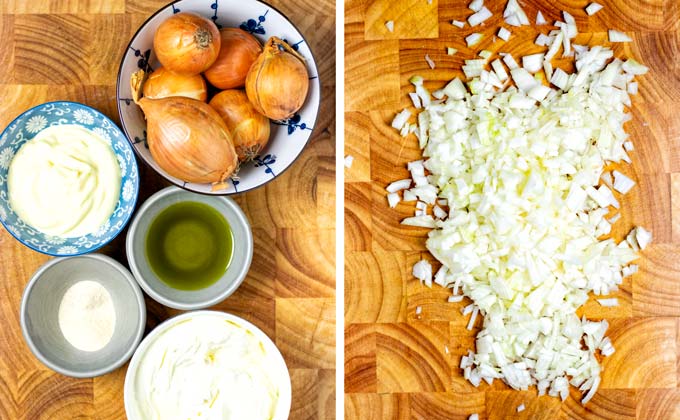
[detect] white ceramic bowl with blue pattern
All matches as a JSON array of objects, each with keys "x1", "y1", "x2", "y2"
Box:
[
  {"x1": 116, "y1": 0, "x2": 320, "y2": 195},
  {"x1": 0, "y1": 101, "x2": 140, "y2": 256}
]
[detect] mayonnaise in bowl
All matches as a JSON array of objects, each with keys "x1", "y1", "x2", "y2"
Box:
[
  {"x1": 124, "y1": 311, "x2": 291, "y2": 420},
  {"x1": 8, "y1": 124, "x2": 121, "y2": 238}
]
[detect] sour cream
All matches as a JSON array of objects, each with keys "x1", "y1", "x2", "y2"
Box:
[
  {"x1": 8, "y1": 124, "x2": 121, "y2": 237},
  {"x1": 130, "y1": 314, "x2": 284, "y2": 420}
]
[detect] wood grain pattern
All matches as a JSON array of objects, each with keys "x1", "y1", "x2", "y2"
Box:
[
  {"x1": 344, "y1": 0, "x2": 680, "y2": 418},
  {"x1": 0, "y1": 1, "x2": 335, "y2": 419}
]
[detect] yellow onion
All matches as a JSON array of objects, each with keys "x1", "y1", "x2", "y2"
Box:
[
  {"x1": 153, "y1": 12, "x2": 221, "y2": 76},
  {"x1": 137, "y1": 96, "x2": 238, "y2": 184},
  {"x1": 204, "y1": 28, "x2": 262, "y2": 89},
  {"x1": 209, "y1": 90, "x2": 270, "y2": 162},
  {"x1": 143, "y1": 66, "x2": 208, "y2": 101},
  {"x1": 245, "y1": 36, "x2": 309, "y2": 120}
]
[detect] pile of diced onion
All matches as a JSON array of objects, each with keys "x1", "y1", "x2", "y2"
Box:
[{"x1": 388, "y1": 0, "x2": 652, "y2": 405}]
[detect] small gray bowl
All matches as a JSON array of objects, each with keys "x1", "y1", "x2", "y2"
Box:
[
  {"x1": 126, "y1": 186, "x2": 253, "y2": 310},
  {"x1": 20, "y1": 254, "x2": 146, "y2": 378}
]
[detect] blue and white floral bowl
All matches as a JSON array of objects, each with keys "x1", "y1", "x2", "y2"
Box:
[
  {"x1": 116, "y1": 0, "x2": 321, "y2": 195},
  {"x1": 0, "y1": 101, "x2": 140, "y2": 256}
]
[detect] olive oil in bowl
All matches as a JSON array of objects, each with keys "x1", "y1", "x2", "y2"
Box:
[{"x1": 145, "y1": 201, "x2": 233, "y2": 291}]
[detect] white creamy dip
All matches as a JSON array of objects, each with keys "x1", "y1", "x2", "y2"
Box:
[
  {"x1": 8, "y1": 124, "x2": 121, "y2": 237},
  {"x1": 130, "y1": 315, "x2": 283, "y2": 420}
]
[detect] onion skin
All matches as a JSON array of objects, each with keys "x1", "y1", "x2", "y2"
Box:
[
  {"x1": 204, "y1": 28, "x2": 262, "y2": 89},
  {"x1": 153, "y1": 12, "x2": 221, "y2": 76},
  {"x1": 138, "y1": 96, "x2": 238, "y2": 184},
  {"x1": 143, "y1": 66, "x2": 208, "y2": 101},
  {"x1": 246, "y1": 36, "x2": 309, "y2": 121},
  {"x1": 209, "y1": 90, "x2": 270, "y2": 162}
]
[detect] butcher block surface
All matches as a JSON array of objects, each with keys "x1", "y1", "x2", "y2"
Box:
[
  {"x1": 345, "y1": 0, "x2": 680, "y2": 418},
  {"x1": 0, "y1": 0, "x2": 336, "y2": 419}
]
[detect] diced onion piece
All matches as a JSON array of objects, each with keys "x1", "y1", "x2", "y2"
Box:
[
  {"x1": 535, "y1": 34, "x2": 551, "y2": 46},
  {"x1": 401, "y1": 215, "x2": 436, "y2": 228},
  {"x1": 545, "y1": 31, "x2": 564, "y2": 61},
  {"x1": 517, "y1": 404, "x2": 526, "y2": 412},
  {"x1": 469, "y1": 0, "x2": 484, "y2": 12},
  {"x1": 502, "y1": 53, "x2": 519, "y2": 70},
  {"x1": 452, "y1": 20, "x2": 466, "y2": 28},
  {"x1": 447, "y1": 47, "x2": 458, "y2": 56},
  {"x1": 434, "y1": 205, "x2": 448, "y2": 219},
  {"x1": 609, "y1": 30, "x2": 632, "y2": 43},
  {"x1": 448, "y1": 295, "x2": 465, "y2": 303},
  {"x1": 344, "y1": 155, "x2": 354, "y2": 168},
  {"x1": 510, "y1": 67, "x2": 538, "y2": 91},
  {"x1": 597, "y1": 298, "x2": 618, "y2": 307},
  {"x1": 536, "y1": 11, "x2": 547, "y2": 25},
  {"x1": 409, "y1": 92, "x2": 422, "y2": 109},
  {"x1": 387, "y1": 192, "x2": 400, "y2": 208},
  {"x1": 403, "y1": 190, "x2": 417, "y2": 201},
  {"x1": 479, "y1": 50, "x2": 492, "y2": 60},
  {"x1": 469, "y1": 415, "x2": 479, "y2": 420},
  {"x1": 391, "y1": 109, "x2": 411, "y2": 130},
  {"x1": 385, "y1": 20, "x2": 394, "y2": 32},
  {"x1": 635, "y1": 226, "x2": 652, "y2": 250},
  {"x1": 504, "y1": 0, "x2": 529, "y2": 26},
  {"x1": 585, "y1": 2, "x2": 603, "y2": 15},
  {"x1": 624, "y1": 141, "x2": 634, "y2": 151},
  {"x1": 466, "y1": 33, "x2": 484, "y2": 47},
  {"x1": 415, "y1": 305, "x2": 422, "y2": 315},
  {"x1": 491, "y1": 59, "x2": 509, "y2": 81},
  {"x1": 523, "y1": 53, "x2": 544, "y2": 73},
  {"x1": 443, "y1": 78, "x2": 467, "y2": 99},
  {"x1": 612, "y1": 170, "x2": 635, "y2": 194},
  {"x1": 413, "y1": 259, "x2": 433, "y2": 287},
  {"x1": 627, "y1": 82, "x2": 638, "y2": 95},
  {"x1": 425, "y1": 54, "x2": 435, "y2": 69},
  {"x1": 622, "y1": 59, "x2": 649, "y2": 75},
  {"x1": 469, "y1": 7, "x2": 493, "y2": 27},
  {"x1": 498, "y1": 27, "x2": 511, "y2": 42},
  {"x1": 387, "y1": 179, "x2": 412, "y2": 193}
]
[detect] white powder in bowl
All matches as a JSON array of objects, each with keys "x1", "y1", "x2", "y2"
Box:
[{"x1": 58, "y1": 280, "x2": 116, "y2": 352}]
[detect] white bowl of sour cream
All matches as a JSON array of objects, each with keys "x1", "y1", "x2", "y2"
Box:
[{"x1": 124, "y1": 311, "x2": 291, "y2": 420}]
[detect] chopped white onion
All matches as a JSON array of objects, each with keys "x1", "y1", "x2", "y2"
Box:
[
  {"x1": 425, "y1": 54, "x2": 435, "y2": 69},
  {"x1": 612, "y1": 170, "x2": 635, "y2": 194},
  {"x1": 415, "y1": 305, "x2": 423, "y2": 315},
  {"x1": 585, "y1": 2, "x2": 603, "y2": 15},
  {"x1": 403, "y1": 190, "x2": 417, "y2": 201},
  {"x1": 498, "y1": 27, "x2": 511, "y2": 42},
  {"x1": 469, "y1": 0, "x2": 484, "y2": 12},
  {"x1": 385, "y1": 20, "x2": 394, "y2": 33},
  {"x1": 523, "y1": 53, "x2": 544, "y2": 73},
  {"x1": 517, "y1": 404, "x2": 526, "y2": 412},
  {"x1": 387, "y1": 192, "x2": 400, "y2": 208},
  {"x1": 344, "y1": 155, "x2": 354, "y2": 168},
  {"x1": 469, "y1": 414, "x2": 479, "y2": 420},
  {"x1": 597, "y1": 298, "x2": 618, "y2": 307},
  {"x1": 413, "y1": 259, "x2": 433, "y2": 287},
  {"x1": 536, "y1": 11, "x2": 547, "y2": 25},
  {"x1": 609, "y1": 30, "x2": 632, "y2": 43},
  {"x1": 452, "y1": 20, "x2": 466, "y2": 28},
  {"x1": 391, "y1": 109, "x2": 411, "y2": 130},
  {"x1": 392, "y1": 17, "x2": 648, "y2": 405},
  {"x1": 447, "y1": 47, "x2": 458, "y2": 56},
  {"x1": 386, "y1": 179, "x2": 411, "y2": 193},
  {"x1": 634, "y1": 226, "x2": 652, "y2": 250},
  {"x1": 466, "y1": 33, "x2": 484, "y2": 47},
  {"x1": 469, "y1": 7, "x2": 493, "y2": 27}
]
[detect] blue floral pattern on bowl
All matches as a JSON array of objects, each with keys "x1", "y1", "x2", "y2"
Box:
[
  {"x1": 116, "y1": 0, "x2": 321, "y2": 195},
  {"x1": 0, "y1": 101, "x2": 140, "y2": 256}
]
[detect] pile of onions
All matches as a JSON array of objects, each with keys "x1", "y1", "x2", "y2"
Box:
[
  {"x1": 204, "y1": 28, "x2": 262, "y2": 89},
  {"x1": 153, "y1": 12, "x2": 221, "y2": 76},
  {"x1": 137, "y1": 96, "x2": 238, "y2": 185},
  {"x1": 246, "y1": 36, "x2": 309, "y2": 120},
  {"x1": 209, "y1": 90, "x2": 270, "y2": 162},
  {"x1": 142, "y1": 66, "x2": 207, "y2": 101}
]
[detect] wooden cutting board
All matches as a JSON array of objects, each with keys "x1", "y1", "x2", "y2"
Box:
[
  {"x1": 345, "y1": 0, "x2": 680, "y2": 418},
  {"x1": 0, "y1": 1, "x2": 335, "y2": 419}
]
